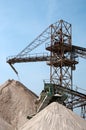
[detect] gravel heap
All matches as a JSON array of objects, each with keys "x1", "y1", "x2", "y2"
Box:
[
  {"x1": 0, "y1": 79, "x2": 38, "y2": 130},
  {"x1": 0, "y1": 79, "x2": 86, "y2": 130},
  {"x1": 20, "y1": 102, "x2": 86, "y2": 130},
  {"x1": 0, "y1": 117, "x2": 14, "y2": 130}
]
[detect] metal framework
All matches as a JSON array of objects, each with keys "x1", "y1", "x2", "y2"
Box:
[
  {"x1": 46, "y1": 20, "x2": 76, "y2": 89},
  {"x1": 7, "y1": 20, "x2": 86, "y2": 119}
]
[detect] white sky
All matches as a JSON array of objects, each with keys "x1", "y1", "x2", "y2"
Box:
[{"x1": 0, "y1": 0, "x2": 86, "y2": 95}]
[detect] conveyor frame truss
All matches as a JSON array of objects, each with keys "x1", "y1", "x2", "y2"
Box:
[{"x1": 7, "y1": 20, "x2": 86, "y2": 119}]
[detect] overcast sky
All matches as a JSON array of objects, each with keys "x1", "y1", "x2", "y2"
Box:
[{"x1": 0, "y1": 0, "x2": 86, "y2": 95}]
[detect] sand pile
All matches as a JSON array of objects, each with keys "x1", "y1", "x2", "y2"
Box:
[
  {"x1": 0, "y1": 117, "x2": 14, "y2": 130},
  {"x1": 0, "y1": 79, "x2": 38, "y2": 130},
  {"x1": 20, "y1": 102, "x2": 86, "y2": 130},
  {"x1": 0, "y1": 80, "x2": 86, "y2": 130}
]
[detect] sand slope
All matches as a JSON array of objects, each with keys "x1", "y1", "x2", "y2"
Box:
[
  {"x1": 20, "y1": 102, "x2": 86, "y2": 130},
  {"x1": 0, "y1": 79, "x2": 37, "y2": 130},
  {"x1": 0, "y1": 80, "x2": 86, "y2": 130},
  {"x1": 0, "y1": 117, "x2": 14, "y2": 130}
]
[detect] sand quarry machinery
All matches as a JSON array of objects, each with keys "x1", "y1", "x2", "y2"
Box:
[{"x1": 7, "y1": 20, "x2": 86, "y2": 119}]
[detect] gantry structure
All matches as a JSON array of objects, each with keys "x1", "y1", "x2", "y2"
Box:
[{"x1": 7, "y1": 20, "x2": 86, "y2": 119}]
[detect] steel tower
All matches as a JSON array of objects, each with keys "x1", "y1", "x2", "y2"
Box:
[{"x1": 7, "y1": 20, "x2": 86, "y2": 118}]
